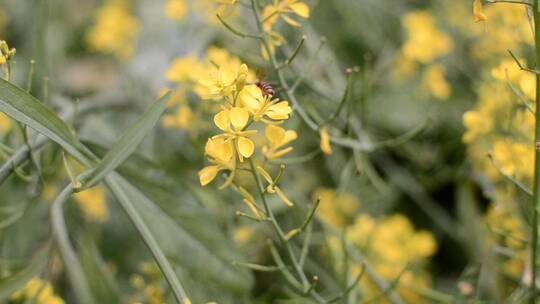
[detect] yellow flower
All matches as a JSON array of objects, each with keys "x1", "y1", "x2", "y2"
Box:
[
  {"x1": 161, "y1": 105, "x2": 193, "y2": 129},
  {"x1": 473, "y1": 0, "x2": 487, "y2": 23},
  {"x1": 462, "y1": 110, "x2": 493, "y2": 143},
  {"x1": 165, "y1": 0, "x2": 187, "y2": 21},
  {"x1": 402, "y1": 11, "x2": 453, "y2": 64},
  {"x1": 239, "y1": 85, "x2": 292, "y2": 123},
  {"x1": 11, "y1": 277, "x2": 65, "y2": 304},
  {"x1": 234, "y1": 226, "x2": 255, "y2": 245},
  {"x1": 213, "y1": 107, "x2": 257, "y2": 161},
  {"x1": 262, "y1": 0, "x2": 310, "y2": 30},
  {"x1": 73, "y1": 186, "x2": 109, "y2": 222},
  {"x1": 199, "y1": 137, "x2": 235, "y2": 186},
  {"x1": 262, "y1": 125, "x2": 297, "y2": 160},
  {"x1": 165, "y1": 56, "x2": 203, "y2": 83},
  {"x1": 86, "y1": 0, "x2": 140, "y2": 60},
  {"x1": 200, "y1": 64, "x2": 247, "y2": 100},
  {"x1": 0, "y1": 112, "x2": 11, "y2": 134},
  {"x1": 319, "y1": 127, "x2": 332, "y2": 155},
  {"x1": 422, "y1": 64, "x2": 451, "y2": 100},
  {"x1": 315, "y1": 188, "x2": 359, "y2": 228},
  {"x1": 256, "y1": 165, "x2": 294, "y2": 207}
]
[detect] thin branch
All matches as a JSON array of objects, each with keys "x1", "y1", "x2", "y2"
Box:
[
  {"x1": 51, "y1": 176, "x2": 95, "y2": 304},
  {"x1": 507, "y1": 49, "x2": 539, "y2": 74}
]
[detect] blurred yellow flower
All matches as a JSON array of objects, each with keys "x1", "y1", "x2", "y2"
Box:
[
  {"x1": 161, "y1": 105, "x2": 193, "y2": 129},
  {"x1": 86, "y1": 0, "x2": 140, "y2": 60},
  {"x1": 402, "y1": 11, "x2": 453, "y2": 64},
  {"x1": 473, "y1": 0, "x2": 487, "y2": 23},
  {"x1": 0, "y1": 112, "x2": 11, "y2": 134},
  {"x1": 462, "y1": 110, "x2": 493, "y2": 143},
  {"x1": 11, "y1": 277, "x2": 65, "y2": 304},
  {"x1": 262, "y1": 0, "x2": 310, "y2": 30},
  {"x1": 234, "y1": 225, "x2": 255, "y2": 245},
  {"x1": 314, "y1": 188, "x2": 359, "y2": 228},
  {"x1": 73, "y1": 185, "x2": 109, "y2": 222},
  {"x1": 422, "y1": 64, "x2": 451, "y2": 100},
  {"x1": 319, "y1": 127, "x2": 332, "y2": 155},
  {"x1": 165, "y1": 0, "x2": 187, "y2": 21}
]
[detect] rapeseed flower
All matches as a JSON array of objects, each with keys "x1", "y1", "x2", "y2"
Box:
[
  {"x1": 319, "y1": 127, "x2": 332, "y2": 155},
  {"x1": 86, "y1": 0, "x2": 139, "y2": 60},
  {"x1": 239, "y1": 85, "x2": 292, "y2": 122},
  {"x1": 165, "y1": 0, "x2": 187, "y2": 21},
  {"x1": 199, "y1": 137, "x2": 235, "y2": 186},
  {"x1": 262, "y1": 125, "x2": 297, "y2": 160},
  {"x1": 73, "y1": 185, "x2": 109, "y2": 222},
  {"x1": 213, "y1": 107, "x2": 257, "y2": 161}
]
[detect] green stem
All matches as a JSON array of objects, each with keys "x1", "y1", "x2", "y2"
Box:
[
  {"x1": 248, "y1": 158, "x2": 325, "y2": 303},
  {"x1": 51, "y1": 181, "x2": 95, "y2": 304},
  {"x1": 532, "y1": 1, "x2": 540, "y2": 301}
]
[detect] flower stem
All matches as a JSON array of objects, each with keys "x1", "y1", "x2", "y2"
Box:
[
  {"x1": 532, "y1": 0, "x2": 540, "y2": 301},
  {"x1": 247, "y1": 158, "x2": 325, "y2": 303}
]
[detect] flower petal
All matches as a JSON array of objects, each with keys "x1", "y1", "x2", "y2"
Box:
[
  {"x1": 289, "y1": 2, "x2": 309, "y2": 18},
  {"x1": 239, "y1": 85, "x2": 263, "y2": 109},
  {"x1": 265, "y1": 125, "x2": 286, "y2": 147},
  {"x1": 230, "y1": 107, "x2": 250, "y2": 130},
  {"x1": 199, "y1": 166, "x2": 219, "y2": 186},
  {"x1": 214, "y1": 110, "x2": 230, "y2": 131},
  {"x1": 237, "y1": 137, "x2": 255, "y2": 158}
]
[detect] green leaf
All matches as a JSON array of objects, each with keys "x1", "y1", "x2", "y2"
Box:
[
  {"x1": 82, "y1": 92, "x2": 170, "y2": 189},
  {"x1": 0, "y1": 78, "x2": 90, "y2": 164},
  {"x1": 106, "y1": 172, "x2": 253, "y2": 295},
  {"x1": 0, "y1": 243, "x2": 51, "y2": 302}
]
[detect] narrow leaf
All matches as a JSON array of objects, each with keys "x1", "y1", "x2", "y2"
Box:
[
  {"x1": 83, "y1": 92, "x2": 170, "y2": 188},
  {"x1": 0, "y1": 79, "x2": 89, "y2": 163}
]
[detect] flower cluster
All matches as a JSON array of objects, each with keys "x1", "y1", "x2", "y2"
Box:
[
  {"x1": 459, "y1": 2, "x2": 532, "y2": 286},
  {"x1": 165, "y1": 0, "x2": 237, "y2": 24},
  {"x1": 129, "y1": 262, "x2": 168, "y2": 304},
  {"x1": 395, "y1": 10, "x2": 453, "y2": 100},
  {"x1": 319, "y1": 188, "x2": 437, "y2": 303},
  {"x1": 162, "y1": 48, "x2": 255, "y2": 133},
  {"x1": 260, "y1": 0, "x2": 309, "y2": 57},
  {"x1": 11, "y1": 277, "x2": 65, "y2": 304},
  {"x1": 86, "y1": 0, "x2": 140, "y2": 61},
  {"x1": 73, "y1": 186, "x2": 109, "y2": 223},
  {"x1": 195, "y1": 56, "x2": 297, "y2": 212}
]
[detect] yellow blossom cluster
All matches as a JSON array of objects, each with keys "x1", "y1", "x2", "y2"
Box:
[
  {"x1": 11, "y1": 277, "x2": 65, "y2": 304},
  {"x1": 261, "y1": 0, "x2": 309, "y2": 57},
  {"x1": 129, "y1": 262, "x2": 166, "y2": 304},
  {"x1": 458, "y1": 2, "x2": 532, "y2": 285},
  {"x1": 189, "y1": 49, "x2": 298, "y2": 215},
  {"x1": 395, "y1": 10, "x2": 453, "y2": 100},
  {"x1": 318, "y1": 189, "x2": 437, "y2": 302},
  {"x1": 162, "y1": 48, "x2": 256, "y2": 132},
  {"x1": 164, "y1": 0, "x2": 237, "y2": 24},
  {"x1": 86, "y1": 0, "x2": 140, "y2": 61},
  {"x1": 73, "y1": 185, "x2": 109, "y2": 222}
]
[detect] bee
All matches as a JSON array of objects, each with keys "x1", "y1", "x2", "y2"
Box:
[
  {"x1": 256, "y1": 81, "x2": 275, "y2": 97},
  {"x1": 255, "y1": 69, "x2": 276, "y2": 97}
]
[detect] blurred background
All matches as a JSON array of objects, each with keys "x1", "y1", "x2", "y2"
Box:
[{"x1": 0, "y1": 0, "x2": 534, "y2": 303}]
